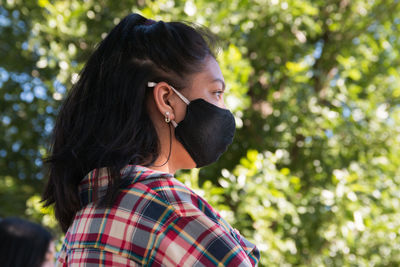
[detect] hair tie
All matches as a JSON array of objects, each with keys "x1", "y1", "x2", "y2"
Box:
[{"x1": 144, "y1": 19, "x2": 156, "y2": 26}]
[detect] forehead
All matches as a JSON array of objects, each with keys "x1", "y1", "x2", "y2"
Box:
[
  {"x1": 204, "y1": 56, "x2": 223, "y2": 78},
  {"x1": 191, "y1": 56, "x2": 224, "y2": 86}
]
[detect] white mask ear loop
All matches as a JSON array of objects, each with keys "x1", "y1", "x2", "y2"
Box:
[
  {"x1": 148, "y1": 82, "x2": 189, "y2": 128},
  {"x1": 169, "y1": 86, "x2": 190, "y2": 105},
  {"x1": 147, "y1": 82, "x2": 190, "y2": 105}
]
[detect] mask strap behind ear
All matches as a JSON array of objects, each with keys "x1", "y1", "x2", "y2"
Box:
[
  {"x1": 147, "y1": 82, "x2": 190, "y2": 105},
  {"x1": 169, "y1": 86, "x2": 190, "y2": 105}
]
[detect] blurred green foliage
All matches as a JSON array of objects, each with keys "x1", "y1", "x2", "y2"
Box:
[{"x1": 1, "y1": 0, "x2": 400, "y2": 266}]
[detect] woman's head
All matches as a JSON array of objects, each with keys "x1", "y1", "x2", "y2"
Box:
[
  {"x1": 43, "y1": 13, "x2": 225, "y2": 232},
  {"x1": 147, "y1": 55, "x2": 234, "y2": 169},
  {"x1": 0, "y1": 217, "x2": 54, "y2": 267}
]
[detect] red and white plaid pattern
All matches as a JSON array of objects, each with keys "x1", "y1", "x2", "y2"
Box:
[{"x1": 56, "y1": 165, "x2": 260, "y2": 266}]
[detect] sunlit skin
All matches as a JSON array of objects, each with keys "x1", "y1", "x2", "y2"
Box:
[{"x1": 147, "y1": 56, "x2": 226, "y2": 174}]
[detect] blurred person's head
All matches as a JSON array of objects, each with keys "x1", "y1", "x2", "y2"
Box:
[{"x1": 0, "y1": 217, "x2": 55, "y2": 267}]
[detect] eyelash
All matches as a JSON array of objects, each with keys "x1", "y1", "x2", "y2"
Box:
[{"x1": 214, "y1": 90, "x2": 224, "y2": 98}]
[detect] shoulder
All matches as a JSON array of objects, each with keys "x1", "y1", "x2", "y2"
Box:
[
  {"x1": 138, "y1": 178, "x2": 260, "y2": 266},
  {"x1": 139, "y1": 177, "x2": 224, "y2": 223},
  {"x1": 147, "y1": 209, "x2": 256, "y2": 266}
]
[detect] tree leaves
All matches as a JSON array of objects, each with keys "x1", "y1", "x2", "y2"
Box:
[{"x1": 1, "y1": 0, "x2": 400, "y2": 265}]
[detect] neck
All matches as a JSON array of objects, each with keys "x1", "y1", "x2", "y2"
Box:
[
  {"x1": 147, "y1": 124, "x2": 176, "y2": 174},
  {"x1": 147, "y1": 161, "x2": 175, "y2": 174}
]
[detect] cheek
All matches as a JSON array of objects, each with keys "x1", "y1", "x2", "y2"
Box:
[
  {"x1": 199, "y1": 92, "x2": 219, "y2": 107},
  {"x1": 217, "y1": 96, "x2": 226, "y2": 108},
  {"x1": 219, "y1": 100, "x2": 226, "y2": 109},
  {"x1": 174, "y1": 102, "x2": 188, "y2": 123},
  {"x1": 206, "y1": 95, "x2": 225, "y2": 109}
]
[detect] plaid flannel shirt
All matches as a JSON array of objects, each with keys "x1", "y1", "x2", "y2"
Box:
[{"x1": 56, "y1": 165, "x2": 260, "y2": 266}]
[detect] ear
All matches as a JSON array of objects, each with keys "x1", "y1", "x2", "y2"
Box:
[{"x1": 152, "y1": 82, "x2": 177, "y2": 121}]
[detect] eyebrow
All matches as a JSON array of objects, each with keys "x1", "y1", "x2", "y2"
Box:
[{"x1": 212, "y1": 78, "x2": 226, "y2": 90}]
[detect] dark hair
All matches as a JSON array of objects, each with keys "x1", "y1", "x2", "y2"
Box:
[
  {"x1": 0, "y1": 217, "x2": 52, "y2": 267},
  {"x1": 42, "y1": 13, "x2": 216, "y2": 232}
]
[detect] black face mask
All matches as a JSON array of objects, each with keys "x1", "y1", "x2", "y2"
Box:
[{"x1": 148, "y1": 82, "x2": 236, "y2": 167}]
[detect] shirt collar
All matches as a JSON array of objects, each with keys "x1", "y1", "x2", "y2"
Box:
[{"x1": 78, "y1": 165, "x2": 174, "y2": 206}]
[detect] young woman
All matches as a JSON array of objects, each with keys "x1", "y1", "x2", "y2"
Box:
[{"x1": 43, "y1": 13, "x2": 260, "y2": 266}]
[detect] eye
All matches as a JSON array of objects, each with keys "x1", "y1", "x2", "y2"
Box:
[{"x1": 214, "y1": 90, "x2": 224, "y2": 100}]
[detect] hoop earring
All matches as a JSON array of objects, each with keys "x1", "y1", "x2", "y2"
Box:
[{"x1": 165, "y1": 111, "x2": 171, "y2": 123}]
